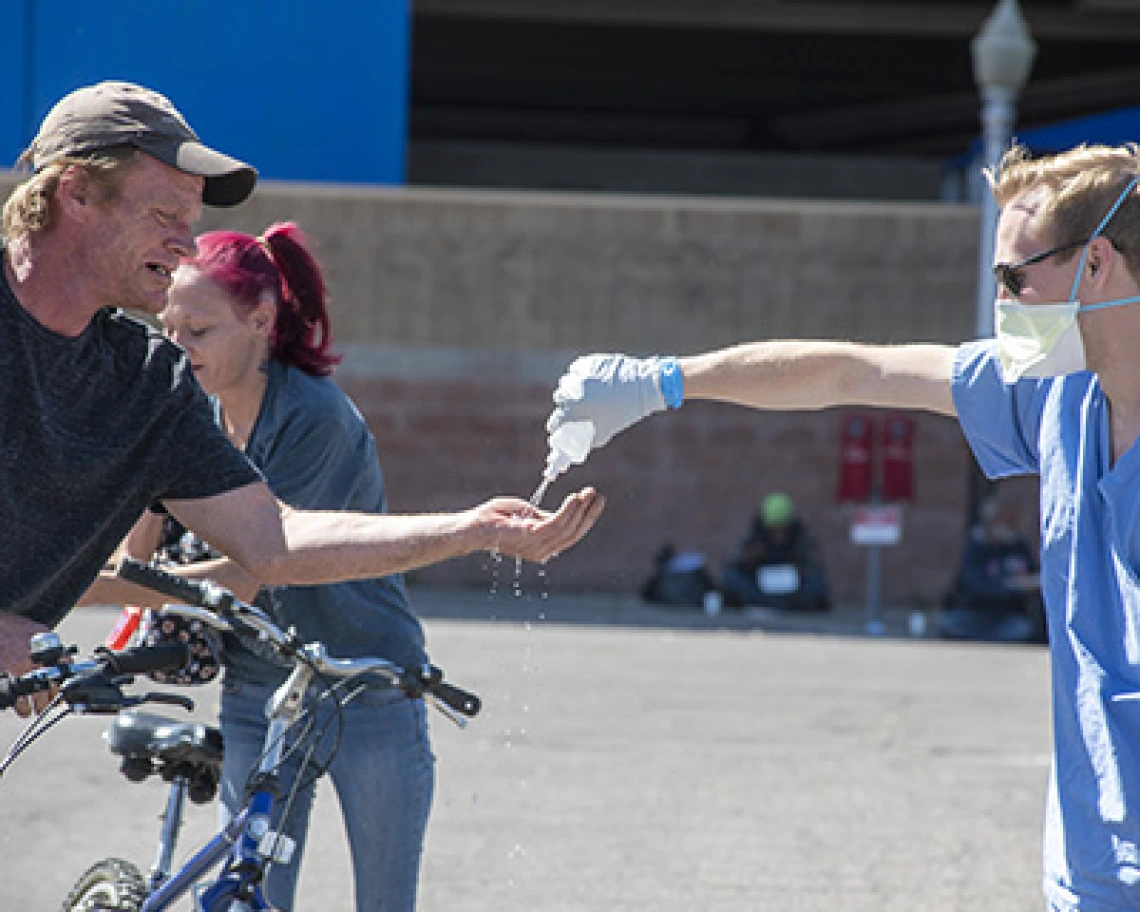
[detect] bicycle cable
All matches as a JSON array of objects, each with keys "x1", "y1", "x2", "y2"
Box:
[
  {"x1": 235, "y1": 663, "x2": 348, "y2": 886},
  {"x1": 240, "y1": 665, "x2": 347, "y2": 814},
  {"x1": 0, "y1": 693, "x2": 70, "y2": 776}
]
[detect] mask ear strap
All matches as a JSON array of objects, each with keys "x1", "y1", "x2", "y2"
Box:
[
  {"x1": 1070, "y1": 175, "x2": 1140, "y2": 301},
  {"x1": 1080, "y1": 295, "x2": 1140, "y2": 314}
]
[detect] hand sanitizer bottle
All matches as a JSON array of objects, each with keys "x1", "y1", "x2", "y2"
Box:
[{"x1": 544, "y1": 420, "x2": 595, "y2": 481}]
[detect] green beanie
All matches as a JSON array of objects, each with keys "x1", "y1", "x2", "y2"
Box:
[{"x1": 761, "y1": 492, "x2": 795, "y2": 527}]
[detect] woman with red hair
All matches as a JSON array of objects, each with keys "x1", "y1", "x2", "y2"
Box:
[{"x1": 155, "y1": 222, "x2": 434, "y2": 912}]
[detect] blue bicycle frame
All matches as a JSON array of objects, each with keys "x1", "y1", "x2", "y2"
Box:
[
  {"x1": 141, "y1": 659, "x2": 310, "y2": 912},
  {"x1": 141, "y1": 794, "x2": 272, "y2": 911},
  {"x1": 44, "y1": 562, "x2": 477, "y2": 912}
]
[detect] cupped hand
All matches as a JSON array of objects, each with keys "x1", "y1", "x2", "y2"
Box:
[{"x1": 475, "y1": 487, "x2": 605, "y2": 563}]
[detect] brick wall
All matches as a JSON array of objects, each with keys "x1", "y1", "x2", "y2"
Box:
[
  {"x1": 349, "y1": 373, "x2": 983, "y2": 606},
  {"x1": 1, "y1": 173, "x2": 1035, "y2": 605}
]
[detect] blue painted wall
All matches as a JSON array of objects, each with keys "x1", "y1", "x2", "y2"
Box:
[
  {"x1": 0, "y1": 1, "x2": 34, "y2": 168},
  {"x1": 0, "y1": 0, "x2": 409, "y2": 185},
  {"x1": 1013, "y1": 105, "x2": 1140, "y2": 154}
]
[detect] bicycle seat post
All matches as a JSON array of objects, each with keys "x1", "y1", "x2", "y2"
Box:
[{"x1": 149, "y1": 773, "x2": 189, "y2": 891}]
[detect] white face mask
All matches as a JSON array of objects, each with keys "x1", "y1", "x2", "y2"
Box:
[
  {"x1": 994, "y1": 175, "x2": 1140, "y2": 384},
  {"x1": 994, "y1": 300, "x2": 1086, "y2": 382}
]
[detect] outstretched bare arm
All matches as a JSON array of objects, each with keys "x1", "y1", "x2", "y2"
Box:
[{"x1": 681, "y1": 341, "x2": 957, "y2": 417}]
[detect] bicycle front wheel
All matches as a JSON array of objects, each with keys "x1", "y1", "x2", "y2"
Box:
[{"x1": 61, "y1": 857, "x2": 147, "y2": 912}]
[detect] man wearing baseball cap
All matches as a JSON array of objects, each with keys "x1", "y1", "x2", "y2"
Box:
[
  {"x1": 20, "y1": 80, "x2": 257, "y2": 207},
  {"x1": 0, "y1": 80, "x2": 604, "y2": 708}
]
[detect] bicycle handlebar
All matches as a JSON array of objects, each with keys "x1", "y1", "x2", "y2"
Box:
[
  {"x1": 115, "y1": 558, "x2": 481, "y2": 720},
  {"x1": 103, "y1": 642, "x2": 192, "y2": 677},
  {"x1": 116, "y1": 556, "x2": 234, "y2": 612},
  {"x1": 0, "y1": 642, "x2": 191, "y2": 711},
  {"x1": 288, "y1": 647, "x2": 482, "y2": 718},
  {"x1": 428, "y1": 680, "x2": 481, "y2": 717}
]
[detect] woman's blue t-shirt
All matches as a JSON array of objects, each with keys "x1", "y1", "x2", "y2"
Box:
[{"x1": 221, "y1": 360, "x2": 427, "y2": 683}]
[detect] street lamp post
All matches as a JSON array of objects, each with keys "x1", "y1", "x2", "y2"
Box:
[
  {"x1": 970, "y1": 0, "x2": 1036, "y2": 339},
  {"x1": 963, "y1": 1, "x2": 1037, "y2": 527}
]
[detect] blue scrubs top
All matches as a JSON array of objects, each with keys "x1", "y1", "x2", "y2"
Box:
[{"x1": 954, "y1": 340, "x2": 1140, "y2": 911}]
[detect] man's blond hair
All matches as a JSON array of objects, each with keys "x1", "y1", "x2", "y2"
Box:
[
  {"x1": 987, "y1": 143, "x2": 1140, "y2": 279},
  {"x1": 2, "y1": 146, "x2": 138, "y2": 242}
]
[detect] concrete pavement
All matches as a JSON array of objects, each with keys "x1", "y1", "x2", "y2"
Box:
[{"x1": 0, "y1": 588, "x2": 1051, "y2": 911}]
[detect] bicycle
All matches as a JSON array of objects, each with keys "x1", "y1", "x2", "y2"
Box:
[{"x1": 0, "y1": 557, "x2": 481, "y2": 911}]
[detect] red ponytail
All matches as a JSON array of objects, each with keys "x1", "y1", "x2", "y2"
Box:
[{"x1": 185, "y1": 222, "x2": 341, "y2": 377}]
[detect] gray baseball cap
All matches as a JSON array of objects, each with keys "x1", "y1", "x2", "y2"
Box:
[{"x1": 22, "y1": 80, "x2": 257, "y2": 207}]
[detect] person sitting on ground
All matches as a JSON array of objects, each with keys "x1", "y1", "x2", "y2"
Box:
[
  {"x1": 719, "y1": 493, "x2": 831, "y2": 611},
  {"x1": 938, "y1": 492, "x2": 1045, "y2": 644}
]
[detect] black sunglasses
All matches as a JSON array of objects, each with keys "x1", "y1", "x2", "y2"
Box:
[{"x1": 993, "y1": 239, "x2": 1090, "y2": 298}]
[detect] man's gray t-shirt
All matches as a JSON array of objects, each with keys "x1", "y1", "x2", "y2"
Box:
[{"x1": 0, "y1": 268, "x2": 260, "y2": 628}]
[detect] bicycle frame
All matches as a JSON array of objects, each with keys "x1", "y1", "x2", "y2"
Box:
[
  {"x1": 142, "y1": 653, "x2": 320, "y2": 911},
  {"x1": 32, "y1": 559, "x2": 479, "y2": 912},
  {"x1": 142, "y1": 799, "x2": 271, "y2": 911}
]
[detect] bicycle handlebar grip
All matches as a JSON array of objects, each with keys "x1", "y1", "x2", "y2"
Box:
[
  {"x1": 0, "y1": 675, "x2": 28, "y2": 710},
  {"x1": 116, "y1": 557, "x2": 224, "y2": 609},
  {"x1": 0, "y1": 669, "x2": 55, "y2": 710},
  {"x1": 431, "y1": 681, "x2": 481, "y2": 718},
  {"x1": 102, "y1": 642, "x2": 191, "y2": 677}
]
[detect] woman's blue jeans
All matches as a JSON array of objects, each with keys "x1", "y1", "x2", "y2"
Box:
[{"x1": 218, "y1": 672, "x2": 436, "y2": 911}]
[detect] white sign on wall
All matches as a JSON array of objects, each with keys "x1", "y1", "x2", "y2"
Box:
[{"x1": 849, "y1": 505, "x2": 904, "y2": 547}]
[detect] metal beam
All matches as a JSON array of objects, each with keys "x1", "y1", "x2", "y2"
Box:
[
  {"x1": 1079, "y1": 0, "x2": 1140, "y2": 10},
  {"x1": 769, "y1": 64, "x2": 1140, "y2": 149},
  {"x1": 414, "y1": 0, "x2": 1140, "y2": 40}
]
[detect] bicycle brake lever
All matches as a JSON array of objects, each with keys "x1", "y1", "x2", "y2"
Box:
[
  {"x1": 140, "y1": 692, "x2": 195, "y2": 712},
  {"x1": 425, "y1": 694, "x2": 469, "y2": 729},
  {"x1": 60, "y1": 675, "x2": 132, "y2": 715}
]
